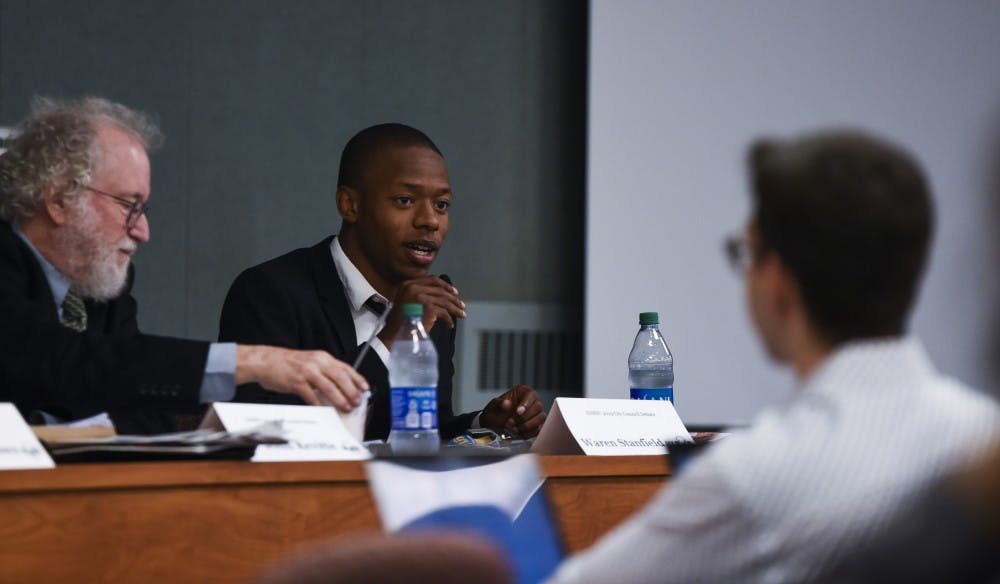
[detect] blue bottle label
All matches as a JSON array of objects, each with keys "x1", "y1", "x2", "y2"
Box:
[
  {"x1": 630, "y1": 387, "x2": 674, "y2": 402},
  {"x1": 390, "y1": 386, "x2": 438, "y2": 430}
]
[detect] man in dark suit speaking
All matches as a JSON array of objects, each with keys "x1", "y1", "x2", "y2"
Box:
[
  {"x1": 0, "y1": 97, "x2": 369, "y2": 430},
  {"x1": 219, "y1": 123, "x2": 546, "y2": 441}
]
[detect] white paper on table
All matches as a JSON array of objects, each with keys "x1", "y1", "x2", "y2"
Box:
[
  {"x1": 531, "y1": 397, "x2": 692, "y2": 455},
  {"x1": 201, "y1": 402, "x2": 371, "y2": 461},
  {"x1": 0, "y1": 402, "x2": 55, "y2": 469}
]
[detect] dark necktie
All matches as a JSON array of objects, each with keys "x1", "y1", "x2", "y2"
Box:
[
  {"x1": 360, "y1": 295, "x2": 388, "y2": 438},
  {"x1": 61, "y1": 288, "x2": 87, "y2": 332},
  {"x1": 364, "y1": 295, "x2": 388, "y2": 317}
]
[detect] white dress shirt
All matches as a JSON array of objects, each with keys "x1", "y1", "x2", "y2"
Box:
[
  {"x1": 329, "y1": 237, "x2": 484, "y2": 429},
  {"x1": 330, "y1": 236, "x2": 391, "y2": 366},
  {"x1": 547, "y1": 337, "x2": 1000, "y2": 583}
]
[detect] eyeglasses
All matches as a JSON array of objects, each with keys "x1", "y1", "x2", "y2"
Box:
[
  {"x1": 81, "y1": 185, "x2": 150, "y2": 229},
  {"x1": 723, "y1": 233, "x2": 752, "y2": 274}
]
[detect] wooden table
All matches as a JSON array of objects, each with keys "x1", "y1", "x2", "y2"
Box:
[{"x1": 0, "y1": 455, "x2": 670, "y2": 583}]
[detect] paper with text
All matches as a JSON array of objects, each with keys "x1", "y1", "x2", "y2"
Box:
[
  {"x1": 0, "y1": 403, "x2": 55, "y2": 469},
  {"x1": 201, "y1": 403, "x2": 371, "y2": 461},
  {"x1": 531, "y1": 397, "x2": 692, "y2": 455}
]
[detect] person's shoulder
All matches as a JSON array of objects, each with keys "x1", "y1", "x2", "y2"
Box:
[
  {"x1": 916, "y1": 375, "x2": 1000, "y2": 452},
  {"x1": 248, "y1": 236, "x2": 331, "y2": 273},
  {"x1": 231, "y1": 236, "x2": 333, "y2": 287},
  {"x1": 691, "y1": 391, "x2": 853, "y2": 509},
  {"x1": 701, "y1": 405, "x2": 802, "y2": 469},
  {"x1": 932, "y1": 376, "x2": 1000, "y2": 414},
  {"x1": 0, "y1": 220, "x2": 39, "y2": 278},
  {"x1": 0, "y1": 220, "x2": 25, "y2": 258}
]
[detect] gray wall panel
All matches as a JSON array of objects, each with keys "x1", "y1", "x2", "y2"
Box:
[
  {"x1": 0, "y1": 0, "x2": 585, "y2": 343},
  {"x1": 0, "y1": 0, "x2": 194, "y2": 336},
  {"x1": 186, "y1": 1, "x2": 368, "y2": 339}
]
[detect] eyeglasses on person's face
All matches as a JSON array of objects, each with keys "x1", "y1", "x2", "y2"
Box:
[
  {"x1": 723, "y1": 232, "x2": 753, "y2": 274},
  {"x1": 79, "y1": 184, "x2": 150, "y2": 229}
]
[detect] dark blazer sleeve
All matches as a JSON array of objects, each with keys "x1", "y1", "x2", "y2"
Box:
[
  {"x1": 434, "y1": 319, "x2": 477, "y2": 439},
  {"x1": 219, "y1": 265, "x2": 302, "y2": 404},
  {"x1": 219, "y1": 259, "x2": 388, "y2": 412},
  {"x1": 0, "y1": 227, "x2": 208, "y2": 418},
  {"x1": 433, "y1": 274, "x2": 476, "y2": 439}
]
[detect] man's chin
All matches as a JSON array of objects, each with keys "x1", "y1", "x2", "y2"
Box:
[
  {"x1": 397, "y1": 264, "x2": 432, "y2": 281},
  {"x1": 75, "y1": 263, "x2": 129, "y2": 301},
  {"x1": 762, "y1": 340, "x2": 792, "y2": 365}
]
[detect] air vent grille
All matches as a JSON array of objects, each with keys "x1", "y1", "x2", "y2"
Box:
[{"x1": 477, "y1": 330, "x2": 582, "y2": 392}]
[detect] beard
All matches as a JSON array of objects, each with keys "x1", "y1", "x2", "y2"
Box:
[{"x1": 53, "y1": 201, "x2": 135, "y2": 301}]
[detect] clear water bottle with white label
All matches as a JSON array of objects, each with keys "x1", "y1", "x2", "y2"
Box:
[
  {"x1": 628, "y1": 311, "x2": 674, "y2": 402},
  {"x1": 388, "y1": 303, "x2": 440, "y2": 454}
]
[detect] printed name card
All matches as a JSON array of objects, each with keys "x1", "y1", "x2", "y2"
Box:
[
  {"x1": 201, "y1": 403, "x2": 371, "y2": 462},
  {"x1": 0, "y1": 403, "x2": 55, "y2": 469},
  {"x1": 531, "y1": 397, "x2": 692, "y2": 456}
]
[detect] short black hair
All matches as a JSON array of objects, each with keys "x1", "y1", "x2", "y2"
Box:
[
  {"x1": 337, "y1": 123, "x2": 443, "y2": 190},
  {"x1": 749, "y1": 130, "x2": 934, "y2": 345}
]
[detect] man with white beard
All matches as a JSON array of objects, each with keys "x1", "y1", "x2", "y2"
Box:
[{"x1": 0, "y1": 97, "x2": 370, "y2": 432}]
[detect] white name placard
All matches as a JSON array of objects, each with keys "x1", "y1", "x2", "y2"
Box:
[
  {"x1": 0, "y1": 403, "x2": 55, "y2": 469},
  {"x1": 201, "y1": 403, "x2": 371, "y2": 462},
  {"x1": 531, "y1": 397, "x2": 692, "y2": 456}
]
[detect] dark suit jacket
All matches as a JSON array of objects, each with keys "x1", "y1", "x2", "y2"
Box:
[
  {"x1": 218, "y1": 235, "x2": 476, "y2": 440},
  {"x1": 0, "y1": 220, "x2": 209, "y2": 431}
]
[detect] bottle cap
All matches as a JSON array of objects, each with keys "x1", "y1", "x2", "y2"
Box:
[
  {"x1": 639, "y1": 311, "x2": 659, "y2": 325},
  {"x1": 403, "y1": 303, "x2": 424, "y2": 317}
]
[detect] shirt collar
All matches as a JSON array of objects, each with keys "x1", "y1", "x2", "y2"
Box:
[
  {"x1": 14, "y1": 226, "x2": 72, "y2": 311},
  {"x1": 802, "y1": 336, "x2": 935, "y2": 395},
  {"x1": 330, "y1": 236, "x2": 387, "y2": 312}
]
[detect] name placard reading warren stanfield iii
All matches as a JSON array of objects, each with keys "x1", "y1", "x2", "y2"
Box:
[{"x1": 532, "y1": 397, "x2": 692, "y2": 456}]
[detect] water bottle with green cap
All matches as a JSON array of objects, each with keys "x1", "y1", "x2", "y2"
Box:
[
  {"x1": 627, "y1": 311, "x2": 675, "y2": 402},
  {"x1": 388, "y1": 302, "x2": 440, "y2": 454}
]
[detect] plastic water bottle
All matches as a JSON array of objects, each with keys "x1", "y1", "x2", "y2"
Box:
[
  {"x1": 628, "y1": 311, "x2": 674, "y2": 402},
  {"x1": 388, "y1": 303, "x2": 440, "y2": 454}
]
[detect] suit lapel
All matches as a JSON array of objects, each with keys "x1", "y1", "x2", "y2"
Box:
[
  {"x1": 3, "y1": 221, "x2": 61, "y2": 320},
  {"x1": 310, "y1": 236, "x2": 357, "y2": 353}
]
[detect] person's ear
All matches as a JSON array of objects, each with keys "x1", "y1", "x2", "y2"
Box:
[
  {"x1": 42, "y1": 183, "x2": 74, "y2": 226},
  {"x1": 768, "y1": 256, "x2": 803, "y2": 321},
  {"x1": 753, "y1": 254, "x2": 786, "y2": 320},
  {"x1": 336, "y1": 186, "x2": 360, "y2": 224}
]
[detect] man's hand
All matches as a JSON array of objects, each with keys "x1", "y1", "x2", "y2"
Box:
[
  {"x1": 378, "y1": 275, "x2": 466, "y2": 348},
  {"x1": 479, "y1": 384, "x2": 546, "y2": 438},
  {"x1": 235, "y1": 345, "x2": 369, "y2": 412}
]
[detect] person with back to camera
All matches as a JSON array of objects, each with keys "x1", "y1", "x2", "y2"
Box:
[{"x1": 546, "y1": 129, "x2": 1000, "y2": 583}]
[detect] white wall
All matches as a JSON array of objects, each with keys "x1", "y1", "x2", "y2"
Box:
[{"x1": 587, "y1": 1, "x2": 1000, "y2": 425}]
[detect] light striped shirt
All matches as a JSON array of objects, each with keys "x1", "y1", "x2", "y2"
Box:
[{"x1": 548, "y1": 337, "x2": 1000, "y2": 583}]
